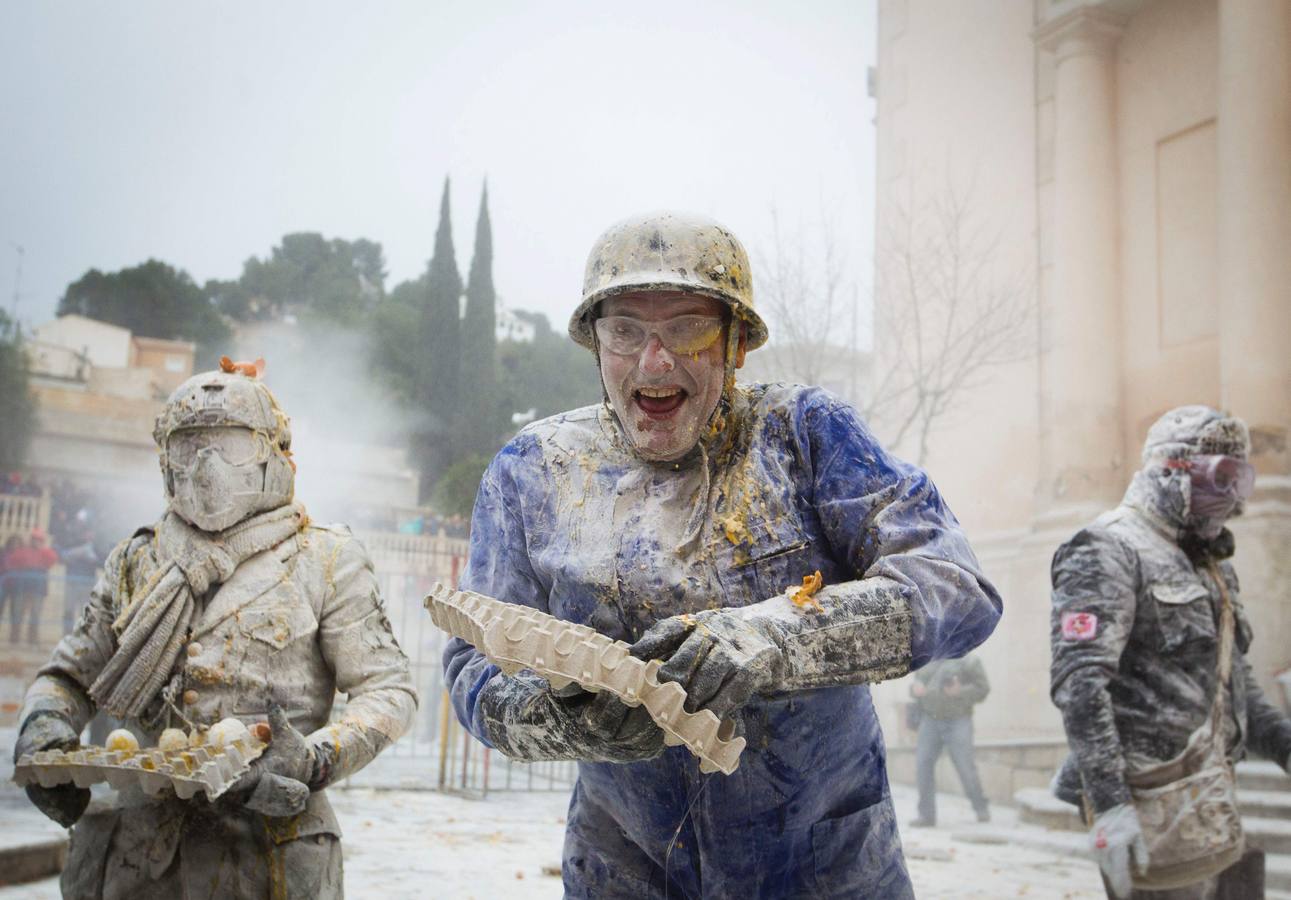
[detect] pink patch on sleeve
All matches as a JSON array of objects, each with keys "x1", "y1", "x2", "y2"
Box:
[{"x1": 1061, "y1": 611, "x2": 1099, "y2": 641}]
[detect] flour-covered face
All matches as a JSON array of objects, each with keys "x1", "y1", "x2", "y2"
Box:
[
  {"x1": 596, "y1": 293, "x2": 734, "y2": 463},
  {"x1": 165, "y1": 426, "x2": 278, "y2": 531}
]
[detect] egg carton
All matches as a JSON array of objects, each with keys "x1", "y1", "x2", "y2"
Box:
[
  {"x1": 424, "y1": 582, "x2": 746, "y2": 775},
  {"x1": 13, "y1": 738, "x2": 266, "y2": 802}
]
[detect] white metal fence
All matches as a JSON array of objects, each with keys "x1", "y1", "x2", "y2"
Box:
[{"x1": 348, "y1": 530, "x2": 577, "y2": 795}]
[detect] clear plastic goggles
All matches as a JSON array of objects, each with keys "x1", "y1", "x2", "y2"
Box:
[
  {"x1": 1170, "y1": 454, "x2": 1255, "y2": 499},
  {"x1": 167, "y1": 427, "x2": 268, "y2": 469},
  {"x1": 593, "y1": 315, "x2": 725, "y2": 357}
]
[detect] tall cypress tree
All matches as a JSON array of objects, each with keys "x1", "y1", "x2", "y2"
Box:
[
  {"x1": 462, "y1": 181, "x2": 499, "y2": 455},
  {"x1": 415, "y1": 177, "x2": 463, "y2": 493}
]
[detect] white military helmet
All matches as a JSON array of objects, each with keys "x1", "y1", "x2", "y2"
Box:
[
  {"x1": 568, "y1": 212, "x2": 769, "y2": 353},
  {"x1": 154, "y1": 368, "x2": 295, "y2": 531}
]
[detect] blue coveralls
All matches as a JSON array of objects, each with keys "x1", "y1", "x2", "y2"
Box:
[{"x1": 444, "y1": 383, "x2": 1002, "y2": 898}]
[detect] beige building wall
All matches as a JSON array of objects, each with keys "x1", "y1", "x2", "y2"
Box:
[
  {"x1": 31, "y1": 315, "x2": 133, "y2": 369},
  {"x1": 874, "y1": 0, "x2": 1291, "y2": 752},
  {"x1": 131, "y1": 335, "x2": 196, "y2": 395},
  {"x1": 872, "y1": 0, "x2": 1048, "y2": 744},
  {"x1": 1115, "y1": 0, "x2": 1222, "y2": 458}
]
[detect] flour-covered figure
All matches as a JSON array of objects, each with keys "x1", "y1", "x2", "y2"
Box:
[
  {"x1": 444, "y1": 212, "x2": 1002, "y2": 898},
  {"x1": 14, "y1": 364, "x2": 417, "y2": 899},
  {"x1": 1051, "y1": 406, "x2": 1291, "y2": 899}
]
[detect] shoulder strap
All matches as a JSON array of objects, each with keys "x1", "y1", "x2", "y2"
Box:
[{"x1": 1206, "y1": 562, "x2": 1236, "y2": 745}]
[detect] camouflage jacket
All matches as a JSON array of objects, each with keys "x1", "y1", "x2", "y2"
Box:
[{"x1": 1049, "y1": 503, "x2": 1291, "y2": 814}]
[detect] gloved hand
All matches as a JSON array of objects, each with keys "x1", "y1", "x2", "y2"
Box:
[
  {"x1": 14, "y1": 711, "x2": 91, "y2": 827},
  {"x1": 630, "y1": 608, "x2": 783, "y2": 720},
  {"x1": 1090, "y1": 804, "x2": 1150, "y2": 899},
  {"x1": 480, "y1": 672, "x2": 665, "y2": 764},
  {"x1": 229, "y1": 706, "x2": 316, "y2": 818}
]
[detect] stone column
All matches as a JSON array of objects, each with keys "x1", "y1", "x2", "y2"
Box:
[
  {"x1": 1034, "y1": 8, "x2": 1127, "y2": 525},
  {"x1": 1217, "y1": 0, "x2": 1291, "y2": 483}
]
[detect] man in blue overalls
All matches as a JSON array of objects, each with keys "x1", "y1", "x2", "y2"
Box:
[{"x1": 443, "y1": 211, "x2": 1002, "y2": 898}]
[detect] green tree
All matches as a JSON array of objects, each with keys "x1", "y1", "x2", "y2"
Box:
[
  {"x1": 433, "y1": 453, "x2": 493, "y2": 519},
  {"x1": 219, "y1": 233, "x2": 386, "y2": 327},
  {"x1": 461, "y1": 182, "x2": 507, "y2": 456},
  {"x1": 497, "y1": 311, "x2": 602, "y2": 422},
  {"x1": 369, "y1": 274, "x2": 427, "y2": 403},
  {"x1": 0, "y1": 312, "x2": 37, "y2": 470},
  {"x1": 59, "y1": 260, "x2": 232, "y2": 366},
  {"x1": 413, "y1": 178, "x2": 464, "y2": 495}
]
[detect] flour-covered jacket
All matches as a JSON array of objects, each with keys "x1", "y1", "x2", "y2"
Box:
[
  {"x1": 21, "y1": 521, "x2": 418, "y2": 899},
  {"x1": 1049, "y1": 494, "x2": 1291, "y2": 816},
  {"x1": 444, "y1": 383, "x2": 1002, "y2": 899}
]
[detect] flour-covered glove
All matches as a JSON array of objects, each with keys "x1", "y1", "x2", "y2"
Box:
[
  {"x1": 630, "y1": 608, "x2": 782, "y2": 721},
  {"x1": 1091, "y1": 804, "x2": 1150, "y2": 899},
  {"x1": 231, "y1": 705, "x2": 316, "y2": 817},
  {"x1": 14, "y1": 711, "x2": 91, "y2": 827},
  {"x1": 480, "y1": 672, "x2": 665, "y2": 764}
]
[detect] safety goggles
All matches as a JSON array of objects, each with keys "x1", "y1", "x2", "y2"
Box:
[
  {"x1": 593, "y1": 315, "x2": 725, "y2": 357},
  {"x1": 1168, "y1": 454, "x2": 1255, "y2": 499},
  {"x1": 167, "y1": 427, "x2": 268, "y2": 468}
]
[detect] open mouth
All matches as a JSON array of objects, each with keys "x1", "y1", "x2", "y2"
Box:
[{"x1": 634, "y1": 386, "x2": 689, "y2": 417}]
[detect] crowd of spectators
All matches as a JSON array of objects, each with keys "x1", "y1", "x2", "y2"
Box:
[
  {"x1": 396, "y1": 512, "x2": 469, "y2": 539},
  {"x1": 346, "y1": 504, "x2": 471, "y2": 540},
  {"x1": 1, "y1": 471, "x2": 106, "y2": 644}
]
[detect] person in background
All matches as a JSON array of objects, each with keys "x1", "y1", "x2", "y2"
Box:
[
  {"x1": 56, "y1": 521, "x2": 100, "y2": 631},
  {"x1": 0, "y1": 535, "x2": 23, "y2": 626},
  {"x1": 7, "y1": 527, "x2": 58, "y2": 644},
  {"x1": 1050, "y1": 406, "x2": 1291, "y2": 899},
  {"x1": 908, "y1": 652, "x2": 992, "y2": 827}
]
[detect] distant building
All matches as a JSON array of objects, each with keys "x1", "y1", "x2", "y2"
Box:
[
  {"x1": 871, "y1": 0, "x2": 1291, "y2": 797},
  {"x1": 29, "y1": 314, "x2": 195, "y2": 399},
  {"x1": 496, "y1": 306, "x2": 538, "y2": 343}
]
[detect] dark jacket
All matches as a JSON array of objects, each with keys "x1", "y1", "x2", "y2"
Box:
[
  {"x1": 912, "y1": 655, "x2": 989, "y2": 720},
  {"x1": 1049, "y1": 496, "x2": 1291, "y2": 814}
]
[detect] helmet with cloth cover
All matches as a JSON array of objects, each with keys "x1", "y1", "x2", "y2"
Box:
[
  {"x1": 153, "y1": 369, "x2": 295, "y2": 532},
  {"x1": 568, "y1": 212, "x2": 770, "y2": 353}
]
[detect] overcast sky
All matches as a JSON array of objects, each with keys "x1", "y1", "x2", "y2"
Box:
[{"x1": 0, "y1": 1, "x2": 877, "y2": 342}]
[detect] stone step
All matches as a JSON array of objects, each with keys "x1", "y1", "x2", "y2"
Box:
[
  {"x1": 1014, "y1": 787, "x2": 1083, "y2": 831},
  {"x1": 1263, "y1": 852, "x2": 1291, "y2": 894},
  {"x1": 1242, "y1": 789, "x2": 1291, "y2": 819},
  {"x1": 1239, "y1": 760, "x2": 1289, "y2": 793},
  {"x1": 1017, "y1": 784, "x2": 1291, "y2": 832},
  {"x1": 999, "y1": 804, "x2": 1291, "y2": 894},
  {"x1": 0, "y1": 836, "x2": 66, "y2": 887},
  {"x1": 1247, "y1": 816, "x2": 1291, "y2": 855}
]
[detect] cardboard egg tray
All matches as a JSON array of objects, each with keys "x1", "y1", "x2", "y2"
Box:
[
  {"x1": 424, "y1": 582, "x2": 746, "y2": 775},
  {"x1": 13, "y1": 738, "x2": 266, "y2": 801}
]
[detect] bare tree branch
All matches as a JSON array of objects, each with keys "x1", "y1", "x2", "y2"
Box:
[{"x1": 868, "y1": 177, "x2": 1036, "y2": 465}]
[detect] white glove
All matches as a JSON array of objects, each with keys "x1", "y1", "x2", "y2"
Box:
[{"x1": 1090, "y1": 804, "x2": 1150, "y2": 898}]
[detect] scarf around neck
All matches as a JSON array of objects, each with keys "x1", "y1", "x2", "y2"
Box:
[{"x1": 88, "y1": 502, "x2": 306, "y2": 720}]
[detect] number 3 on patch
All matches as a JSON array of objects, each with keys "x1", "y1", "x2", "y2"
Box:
[{"x1": 1061, "y1": 611, "x2": 1099, "y2": 641}]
